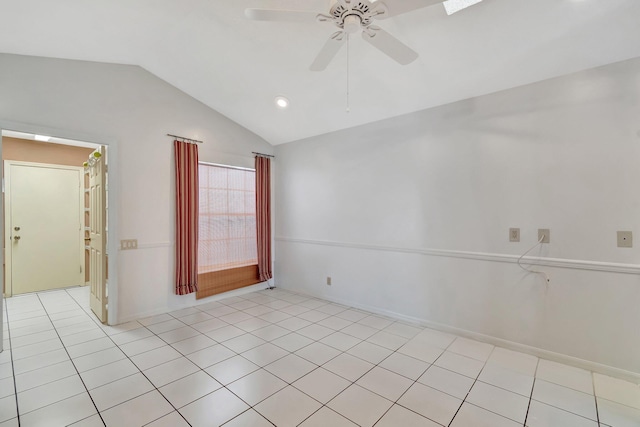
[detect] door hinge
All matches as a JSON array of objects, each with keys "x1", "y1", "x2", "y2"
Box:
[{"x1": 80, "y1": 265, "x2": 83, "y2": 273}]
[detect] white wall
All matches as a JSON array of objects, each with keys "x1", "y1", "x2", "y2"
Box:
[
  {"x1": 275, "y1": 57, "x2": 640, "y2": 375},
  {"x1": 0, "y1": 53, "x2": 273, "y2": 323}
]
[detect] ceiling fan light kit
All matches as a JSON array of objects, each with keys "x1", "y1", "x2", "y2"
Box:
[{"x1": 342, "y1": 14, "x2": 362, "y2": 34}]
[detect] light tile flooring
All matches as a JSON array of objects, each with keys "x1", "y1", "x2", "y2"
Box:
[{"x1": 1, "y1": 287, "x2": 639, "y2": 427}]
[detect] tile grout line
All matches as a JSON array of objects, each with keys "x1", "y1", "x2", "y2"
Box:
[
  {"x1": 33, "y1": 291, "x2": 107, "y2": 426},
  {"x1": 219, "y1": 289, "x2": 462, "y2": 426},
  {"x1": 70, "y1": 291, "x2": 190, "y2": 424},
  {"x1": 5, "y1": 322, "x2": 55, "y2": 341},
  {"x1": 591, "y1": 371, "x2": 601, "y2": 426},
  {"x1": 443, "y1": 343, "x2": 486, "y2": 427},
  {"x1": 428, "y1": 336, "x2": 468, "y2": 426},
  {"x1": 336, "y1": 329, "x2": 465, "y2": 426},
  {"x1": 218, "y1": 408, "x2": 276, "y2": 427},
  {"x1": 351, "y1": 351, "x2": 430, "y2": 427},
  {"x1": 145, "y1": 291, "x2": 396, "y2": 426},
  {"x1": 527, "y1": 379, "x2": 605, "y2": 423},
  {"x1": 96, "y1": 290, "x2": 320, "y2": 425},
  {"x1": 299, "y1": 322, "x2": 458, "y2": 426},
  {"x1": 65, "y1": 292, "x2": 195, "y2": 427},
  {"x1": 140, "y1": 294, "x2": 306, "y2": 425},
  {"x1": 3, "y1": 298, "x2": 23, "y2": 427},
  {"x1": 173, "y1": 290, "x2": 538, "y2": 425},
  {"x1": 276, "y1": 290, "x2": 634, "y2": 425},
  {"x1": 64, "y1": 290, "x2": 447, "y2": 424},
  {"x1": 444, "y1": 343, "x2": 542, "y2": 427},
  {"x1": 522, "y1": 358, "x2": 541, "y2": 426},
  {"x1": 9, "y1": 287, "x2": 626, "y2": 427},
  {"x1": 11, "y1": 360, "x2": 78, "y2": 394}
]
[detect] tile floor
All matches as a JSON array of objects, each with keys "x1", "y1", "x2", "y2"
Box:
[{"x1": 1, "y1": 286, "x2": 639, "y2": 427}]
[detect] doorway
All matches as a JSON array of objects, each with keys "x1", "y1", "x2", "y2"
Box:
[{"x1": 0, "y1": 128, "x2": 110, "y2": 322}]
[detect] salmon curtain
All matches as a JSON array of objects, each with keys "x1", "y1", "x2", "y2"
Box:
[
  {"x1": 174, "y1": 140, "x2": 199, "y2": 295},
  {"x1": 255, "y1": 155, "x2": 272, "y2": 282}
]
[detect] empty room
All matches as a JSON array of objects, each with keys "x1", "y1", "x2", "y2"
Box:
[{"x1": 0, "y1": 0, "x2": 639, "y2": 426}]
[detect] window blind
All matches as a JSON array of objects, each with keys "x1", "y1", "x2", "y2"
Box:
[{"x1": 198, "y1": 163, "x2": 257, "y2": 274}]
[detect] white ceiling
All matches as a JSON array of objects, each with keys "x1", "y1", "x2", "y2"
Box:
[{"x1": 1, "y1": 0, "x2": 639, "y2": 145}]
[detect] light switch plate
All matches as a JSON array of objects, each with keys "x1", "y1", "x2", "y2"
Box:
[
  {"x1": 509, "y1": 228, "x2": 520, "y2": 242},
  {"x1": 120, "y1": 239, "x2": 138, "y2": 250},
  {"x1": 617, "y1": 231, "x2": 632, "y2": 248}
]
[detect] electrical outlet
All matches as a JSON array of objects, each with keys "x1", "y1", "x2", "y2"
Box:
[
  {"x1": 326, "y1": 276, "x2": 332, "y2": 286},
  {"x1": 538, "y1": 229, "x2": 550, "y2": 243},
  {"x1": 617, "y1": 231, "x2": 633, "y2": 248},
  {"x1": 120, "y1": 239, "x2": 138, "y2": 250},
  {"x1": 509, "y1": 228, "x2": 520, "y2": 242}
]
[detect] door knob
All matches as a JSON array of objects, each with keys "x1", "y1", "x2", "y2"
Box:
[
  {"x1": 14, "y1": 236, "x2": 21, "y2": 241},
  {"x1": 14, "y1": 226, "x2": 20, "y2": 231}
]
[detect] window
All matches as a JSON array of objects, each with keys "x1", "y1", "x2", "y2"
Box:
[{"x1": 198, "y1": 163, "x2": 257, "y2": 274}]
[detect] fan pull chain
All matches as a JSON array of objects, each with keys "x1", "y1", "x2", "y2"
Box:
[{"x1": 346, "y1": 34, "x2": 350, "y2": 113}]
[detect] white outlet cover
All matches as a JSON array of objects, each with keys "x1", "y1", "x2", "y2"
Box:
[
  {"x1": 617, "y1": 231, "x2": 632, "y2": 248},
  {"x1": 538, "y1": 229, "x2": 550, "y2": 243}
]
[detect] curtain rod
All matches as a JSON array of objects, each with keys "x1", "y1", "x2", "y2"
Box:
[
  {"x1": 252, "y1": 152, "x2": 275, "y2": 158},
  {"x1": 168, "y1": 134, "x2": 203, "y2": 144}
]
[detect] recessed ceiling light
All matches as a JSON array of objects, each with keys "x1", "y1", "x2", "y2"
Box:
[
  {"x1": 275, "y1": 96, "x2": 290, "y2": 109},
  {"x1": 34, "y1": 134, "x2": 51, "y2": 142},
  {"x1": 443, "y1": 0, "x2": 483, "y2": 15}
]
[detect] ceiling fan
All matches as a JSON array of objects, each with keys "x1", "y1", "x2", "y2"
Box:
[{"x1": 245, "y1": 0, "x2": 447, "y2": 71}]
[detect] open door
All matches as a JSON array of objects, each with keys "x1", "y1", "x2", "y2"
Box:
[{"x1": 89, "y1": 147, "x2": 107, "y2": 323}]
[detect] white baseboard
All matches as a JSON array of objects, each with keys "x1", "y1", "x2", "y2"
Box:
[
  {"x1": 115, "y1": 282, "x2": 269, "y2": 325},
  {"x1": 277, "y1": 285, "x2": 640, "y2": 384}
]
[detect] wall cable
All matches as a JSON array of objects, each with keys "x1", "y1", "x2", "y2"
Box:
[{"x1": 517, "y1": 234, "x2": 550, "y2": 283}]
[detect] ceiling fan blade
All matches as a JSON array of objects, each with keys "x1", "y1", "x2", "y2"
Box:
[
  {"x1": 310, "y1": 31, "x2": 346, "y2": 71},
  {"x1": 374, "y1": 0, "x2": 444, "y2": 19},
  {"x1": 245, "y1": 8, "x2": 319, "y2": 23},
  {"x1": 362, "y1": 26, "x2": 418, "y2": 65}
]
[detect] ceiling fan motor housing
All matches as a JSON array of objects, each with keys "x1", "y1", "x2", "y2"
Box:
[{"x1": 328, "y1": 0, "x2": 382, "y2": 32}]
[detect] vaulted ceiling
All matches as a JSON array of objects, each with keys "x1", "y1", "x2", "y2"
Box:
[{"x1": 1, "y1": 0, "x2": 639, "y2": 145}]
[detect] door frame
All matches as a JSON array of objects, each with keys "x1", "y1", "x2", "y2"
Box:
[
  {"x1": 4, "y1": 160, "x2": 85, "y2": 296},
  {"x1": 0, "y1": 120, "x2": 120, "y2": 325}
]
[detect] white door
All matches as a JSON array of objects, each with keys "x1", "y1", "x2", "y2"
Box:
[
  {"x1": 88, "y1": 147, "x2": 107, "y2": 323},
  {"x1": 5, "y1": 161, "x2": 84, "y2": 295}
]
